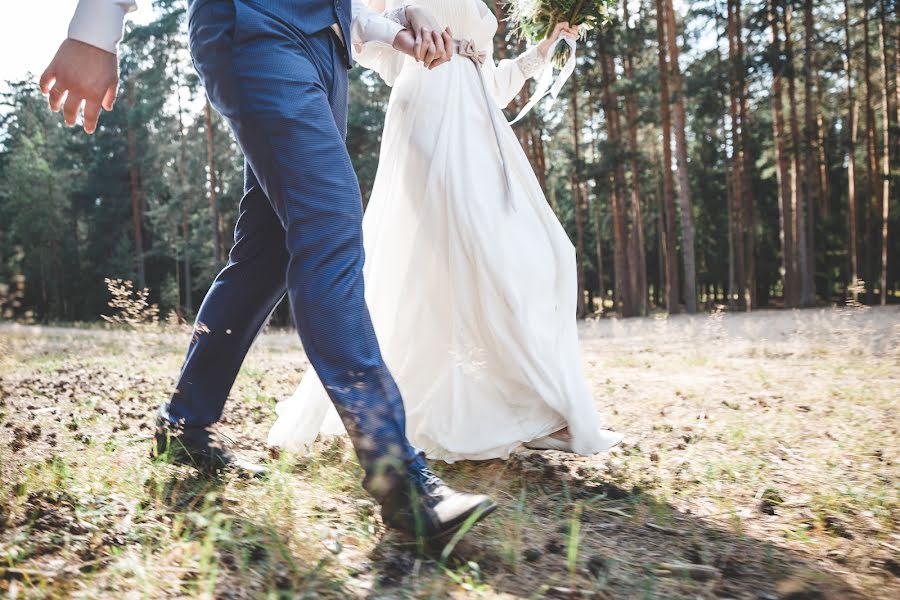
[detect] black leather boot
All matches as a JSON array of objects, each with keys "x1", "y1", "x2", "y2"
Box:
[{"x1": 380, "y1": 465, "x2": 497, "y2": 542}]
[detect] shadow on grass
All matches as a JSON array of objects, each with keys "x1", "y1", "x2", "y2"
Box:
[{"x1": 359, "y1": 452, "x2": 867, "y2": 600}]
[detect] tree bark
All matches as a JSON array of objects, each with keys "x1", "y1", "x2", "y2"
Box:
[
  {"x1": 655, "y1": 0, "x2": 680, "y2": 313},
  {"x1": 783, "y1": 3, "x2": 813, "y2": 306},
  {"x1": 570, "y1": 73, "x2": 588, "y2": 318},
  {"x1": 769, "y1": 0, "x2": 797, "y2": 307},
  {"x1": 592, "y1": 192, "x2": 606, "y2": 315},
  {"x1": 623, "y1": 0, "x2": 648, "y2": 316},
  {"x1": 126, "y1": 80, "x2": 146, "y2": 291},
  {"x1": 802, "y1": 0, "x2": 818, "y2": 303},
  {"x1": 862, "y1": 0, "x2": 878, "y2": 303},
  {"x1": 664, "y1": 0, "x2": 698, "y2": 313},
  {"x1": 877, "y1": 0, "x2": 890, "y2": 305},
  {"x1": 598, "y1": 32, "x2": 636, "y2": 317},
  {"x1": 735, "y1": 0, "x2": 756, "y2": 308},
  {"x1": 174, "y1": 62, "x2": 192, "y2": 319},
  {"x1": 844, "y1": 0, "x2": 859, "y2": 291},
  {"x1": 727, "y1": 0, "x2": 746, "y2": 309}
]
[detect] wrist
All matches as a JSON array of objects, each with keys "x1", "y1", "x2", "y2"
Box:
[
  {"x1": 66, "y1": 37, "x2": 117, "y2": 58},
  {"x1": 537, "y1": 39, "x2": 551, "y2": 57},
  {"x1": 398, "y1": 5, "x2": 412, "y2": 28}
]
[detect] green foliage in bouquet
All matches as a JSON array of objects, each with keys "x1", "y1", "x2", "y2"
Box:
[{"x1": 507, "y1": 0, "x2": 617, "y2": 68}]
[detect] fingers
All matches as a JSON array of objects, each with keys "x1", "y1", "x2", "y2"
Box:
[
  {"x1": 432, "y1": 29, "x2": 445, "y2": 60},
  {"x1": 62, "y1": 93, "x2": 83, "y2": 127},
  {"x1": 39, "y1": 67, "x2": 55, "y2": 94},
  {"x1": 440, "y1": 28, "x2": 454, "y2": 62},
  {"x1": 427, "y1": 30, "x2": 445, "y2": 69},
  {"x1": 425, "y1": 31, "x2": 454, "y2": 69},
  {"x1": 415, "y1": 28, "x2": 429, "y2": 62},
  {"x1": 102, "y1": 80, "x2": 118, "y2": 111},
  {"x1": 48, "y1": 85, "x2": 67, "y2": 112},
  {"x1": 551, "y1": 21, "x2": 570, "y2": 41},
  {"x1": 422, "y1": 29, "x2": 438, "y2": 66},
  {"x1": 82, "y1": 99, "x2": 102, "y2": 134}
]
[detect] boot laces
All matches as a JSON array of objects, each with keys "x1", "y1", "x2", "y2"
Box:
[{"x1": 414, "y1": 467, "x2": 445, "y2": 492}]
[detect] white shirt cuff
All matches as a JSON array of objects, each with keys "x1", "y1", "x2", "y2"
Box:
[
  {"x1": 68, "y1": 0, "x2": 138, "y2": 54},
  {"x1": 351, "y1": 10, "x2": 404, "y2": 55},
  {"x1": 366, "y1": 18, "x2": 404, "y2": 46}
]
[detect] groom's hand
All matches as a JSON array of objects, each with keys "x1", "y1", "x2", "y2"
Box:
[
  {"x1": 404, "y1": 5, "x2": 453, "y2": 69},
  {"x1": 393, "y1": 28, "x2": 453, "y2": 69},
  {"x1": 40, "y1": 39, "x2": 119, "y2": 135}
]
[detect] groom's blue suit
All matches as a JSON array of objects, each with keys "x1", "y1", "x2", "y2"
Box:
[{"x1": 164, "y1": 0, "x2": 423, "y2": 496}]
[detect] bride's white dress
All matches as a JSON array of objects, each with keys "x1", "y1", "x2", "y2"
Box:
[{"x1": 267, "y1": 0, "x2": 622, "y2": 462}]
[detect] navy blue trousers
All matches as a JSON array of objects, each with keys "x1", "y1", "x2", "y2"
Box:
[{"x1": 166, "y1": 0, "x2": 423, "y2": 498}]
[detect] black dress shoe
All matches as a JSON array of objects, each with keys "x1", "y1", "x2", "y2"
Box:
[
  {"x1": 380, "y1": 466, "x2": 497, "y2": 542},
  {"x1": 152, "y1": 417, "x2": 267, "y2": 477}
]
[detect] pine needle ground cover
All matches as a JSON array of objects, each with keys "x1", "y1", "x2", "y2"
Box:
[{"x1": 1, "y1": 308, "x2": 898, "y2": 599}]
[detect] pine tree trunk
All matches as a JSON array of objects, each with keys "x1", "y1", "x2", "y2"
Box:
[
  {"x1": 727, "y1": 0, "x2": 746, "y2": 309},
  {"x1": 570, "y1": 74, "x2": 588, "y2": 318},
  {"x1": 735, "y1": 0, "x2": 756, "y2": 309},
  {"x1": 844, "y1": 0, "x2": 859, "y2": 291},
  {"x1": 783, "y1": 4, "x2": 813, "y2": 307},
  {"x1": 623, "y1": 0, "x2": 648, "y2": 316},
  {"x1": 816, "y1": 77, "x2": 830, "y2": 219},
  {"x1": 126, "y1": 80, "x2": 146, "y2": 291},
  {"x1": 802, "y1": 0, "x2": 818, "y2": 303},
  {"x1": 175, "y1": 65, "x2": 192, "y2": 318},
  {"x1": 593, "y1": 192, "x2": 606, "y2": 315},
  {"x1": 877, "y1": 0, "x2": 890, "y2": 305},
  {"x1": 205, "y1": 100, "x2": 223, "y2": 265},
  {"x1": 769, "y1": 0, "x2": 797, "y2": 307},
  {"x1": 862, "y1": 0, "x2": 878, "y2": 304},
  {"x1": 598, "y1": 33, "x2": 635, "y2": 317},
  {"x1": 896, "y1": 16, "x2": 900, "y2": 150},
  {"x1": 664, "y1": 0, "x2": 698, "y2": 313},
  {"x1": 182, "y1": 208, "x2": 192, "y2": 318},
  {"x1": 655, "y1": 0, "x2": 680, "y2": 313}
]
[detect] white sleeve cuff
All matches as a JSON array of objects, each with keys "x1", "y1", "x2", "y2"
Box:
[
  {"x1": 366, "y1": 17, "x2": 404, "y2": 46},
  {"x1": 352, "y1": 15, "x2": 404, "y2": 50},
  {"x1": 67, "y1": 0, "x2": 138, "y2": 54}
]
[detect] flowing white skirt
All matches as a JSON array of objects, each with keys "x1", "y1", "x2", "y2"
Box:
[{"x1": 267, "y1": 57, "x2": 621, "y2": 462}]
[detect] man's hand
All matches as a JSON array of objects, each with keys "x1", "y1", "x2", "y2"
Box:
[
  {"x1": 404, "y1": 5, "x2": 453, "y2": 69},
  {"x1": 393, "y1": 27, "x2": 453, "y2": 69},
  {"x1": 40, "y1": 39, "x2": 119, "y2": 134}
]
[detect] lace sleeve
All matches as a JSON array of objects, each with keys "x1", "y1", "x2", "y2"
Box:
[
  {"x1": 480, "y1": 45, "x2": 549, "y2": 109},
  {"x1": 383, "y1": 6, "x2": 410, "y2": 28},
  {"x1": 515, "y1": 46, "x2": 549, "y2": 80}
]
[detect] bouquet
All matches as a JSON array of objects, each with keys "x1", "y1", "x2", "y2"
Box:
[{"x1": 507, "y1": 0, "x2": 617, "y2": 68}]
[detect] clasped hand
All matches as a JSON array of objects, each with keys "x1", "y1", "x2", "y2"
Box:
[{"x1": 391, "y1": 5, "x2": 454, "y2": 70}]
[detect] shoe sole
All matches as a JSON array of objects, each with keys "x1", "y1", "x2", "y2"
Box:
[
  {"x1": 433, "y1": 499, "x2": 498, "y2": 543},
  {"x1": 390, "y1": 499, "x2": 499, "y2": 550}
]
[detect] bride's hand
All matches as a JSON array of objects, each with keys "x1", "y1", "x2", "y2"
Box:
[{"x1": 537, "y1": 22, "x2": 579, "y2": 58}]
